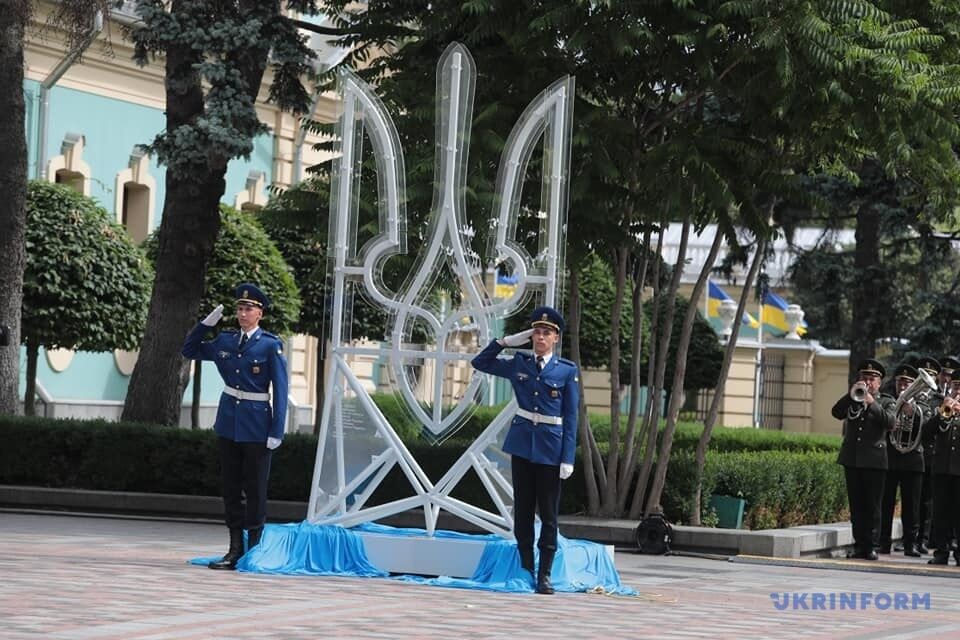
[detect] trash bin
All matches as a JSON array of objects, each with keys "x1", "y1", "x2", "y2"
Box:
[{"x1": 709, "y1": 495, "x2": 746, "y2": 529}]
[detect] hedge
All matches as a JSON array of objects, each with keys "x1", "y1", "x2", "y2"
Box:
[{"x1": 0, "y1": 413, "x2": 848, "y2": 529}]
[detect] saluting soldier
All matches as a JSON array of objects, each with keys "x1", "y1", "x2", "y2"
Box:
[
  {"x1": 471, "y1": 306, "x2": 580, "y2": 594},
  {"x1": 926, "y1": 368, "x2": 960, "y2": 566},
  {"x1": 833, "y1": 358, "x2": 896, "y2": 560},
  {"x1": 879, "y1": 364, "x2": 924, "y2": 557},
  {"x1": 182, "y1": 283, "x2": 289, "y2": 570}
]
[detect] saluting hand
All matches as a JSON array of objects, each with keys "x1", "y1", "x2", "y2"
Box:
[
  {"x1": 202, "y1": 304, "x2": 224, "y2": 327},
  {"x1": 499, "y1": 328, "x2": 534, "y2": 347}
]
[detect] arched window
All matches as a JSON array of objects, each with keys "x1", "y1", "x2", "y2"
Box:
[
  {"x1": 114, "y1": 149, "x2": 156, "y2": 243},
  {"x1": 47, "y1": 133, "x2": 91, "y2": 195}
]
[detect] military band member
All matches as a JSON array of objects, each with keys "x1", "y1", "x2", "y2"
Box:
[
  {"x1": 182, "y1": 283, "x2": 289, "y2": 570},
  {"x1": 926, "y1": 369, "x2": 960, "y2": 566},
  {"x1": 918, "y1": 355, "x2": 959, "y2": 553},
  {"x1": 879, "y1": 364, "x2": 923, "y2": 557},
  {"x1": 471, "y1": 306, "x2": 580, "y2": 594},
  {"x1": 833, "y1": 358, "x2": 896, "y2": 560}
]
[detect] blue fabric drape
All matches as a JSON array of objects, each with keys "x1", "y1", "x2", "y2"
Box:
[{"x1": 190, "y1": 520, "x2": 635, "y2": 595}]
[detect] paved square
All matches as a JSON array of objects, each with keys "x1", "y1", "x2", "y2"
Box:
[{"x1": 2, "y1": 512, "x2": 959, "y2": 638}]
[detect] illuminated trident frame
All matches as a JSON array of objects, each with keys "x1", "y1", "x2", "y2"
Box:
[{"x1": 307, "y1": 43, "x2": 573, "y2": 538}]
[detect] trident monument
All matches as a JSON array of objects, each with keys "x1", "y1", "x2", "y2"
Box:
[{"x1": 307, "y1": 43, "x2": 574, "y2": 565}]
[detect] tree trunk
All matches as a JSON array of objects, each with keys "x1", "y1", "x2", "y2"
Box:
[
  {"x1": 690, "y1": 233, "x2": 768, "y2": 524},
  {"x1": 616, "y1": 231, "x2": 651, "y2": 515},
  {"x1": 24, "y1": 340, "x2": 38, "y2": 417},
  {"x1": 191, "y1": 361, "x2": 202, "y2": 429},
  {"x1": 568, "y1": 268, "x2": 601, "y2": 514},
  {"x1": 645, "y1": 226, "x2": 724, "y2": 517},
  {"x1": 848, "y1": 198, "x2": 882, "y2": 381},
  {"x1": 122, "y1": 3, "x2": 274, "y2": 424},
  {"x1": 122, "y1": 36, "x2": 228, "y2": 425},
  {"x1": 600, "y1": 247, "x2": 629, "y2": 515},
  {"x1": 0, "y1": 4, "x2": 27, "y2": 416},
  {"x1": 628, "y1": 218, "x2": 669, "y2": 519}
]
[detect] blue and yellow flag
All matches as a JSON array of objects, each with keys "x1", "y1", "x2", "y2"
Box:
[
  {"x1": 760, "y1": 291, "x2": 808, "y2": 336},
  {"x1": 707, "y1": 281, "x2": 759, "y2": 328},
  {"x1": 494, "y1": 270, "x2": 519, "y2": 299}
]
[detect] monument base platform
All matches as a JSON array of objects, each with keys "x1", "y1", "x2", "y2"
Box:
[{"x1": 190, "y1": 521, "x2": 632, "y2": 594}]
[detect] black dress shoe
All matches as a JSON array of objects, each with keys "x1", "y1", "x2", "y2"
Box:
[
  {"x1": 904, "y1": 544, "x2": 922, "y2": 557},
  {"x1": 536, "y1": 576, "x2": 555, "y2": 594},
  {"x1": 864, "y1": 550, "x2": 879, "y2": 561},
  {"x1": 893, "y1": 542, "x2": 904, "y2": 552},
  {"x1": 928, "y1": 553, "x2": 949, "y2": 565},
  {"x1": 917, "y1": 542, "x2": 930, "y2": 554},
  {"x1": 209, "y1": 528, "x2": 244, "y2": 570},
  {"x1": 878, "y1": 545, "x2": 892, "y2": 555}
]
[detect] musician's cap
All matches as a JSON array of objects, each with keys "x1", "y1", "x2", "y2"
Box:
[
  {"x1": 529, "y1": 306, "x2": 564, "y2": 333},
  {"x1": 951, "y1": 369, "x2": 960, "y2": 382},
  {"x1": 940, "y1": 355, "x2": 960, "y2": 374},
  {"x1": 235, "y1": 283, "x2": 271, "y2": 310},
  {"x1": 893, "y1": 364, "x2": 918, "y2": 381},
  {"x1": 856, "y1": 358, "x2": 886, "y2": 379},
  {"x1": 914, "y1": 356, "x2": 941, "y2": 377}
]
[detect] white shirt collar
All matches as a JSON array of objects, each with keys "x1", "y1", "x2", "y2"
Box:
[
  {"x1": 241, "y1": 327, "x2": 258, "y2": 342},
  {"x1": 536, "y1": 352, "x2": 553, "y2": 367}
]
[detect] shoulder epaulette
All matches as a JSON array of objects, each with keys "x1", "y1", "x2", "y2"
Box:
[{"x1": 558, "y1": 357, "x2": 578, "y2": 367}]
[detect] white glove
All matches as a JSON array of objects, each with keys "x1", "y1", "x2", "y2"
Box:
[
  {"x1": 559, "y1": 463, "x2": 574, "y2": 480},
  {"x1": 201, "y1": 304, "x2": 224, "y2": 327},
  {"x1": 266, "y1": 437, "x2": 282, "y2": 450},
  {"x1": 499, "y1": 328, "x2": 534, "y2": 347}
]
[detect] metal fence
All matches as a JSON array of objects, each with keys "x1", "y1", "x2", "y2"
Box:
[{"x1": 755, "y1": 352, "x2": 785, "y2": 430}]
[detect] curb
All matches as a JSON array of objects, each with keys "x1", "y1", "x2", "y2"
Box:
[{"x1": 0, "y1": 485, "x2": 896, "y2": 558}]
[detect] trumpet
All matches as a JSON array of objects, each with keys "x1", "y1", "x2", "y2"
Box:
[{"x1": 850, "y1": 382, "x2": 868, "y2": 403}]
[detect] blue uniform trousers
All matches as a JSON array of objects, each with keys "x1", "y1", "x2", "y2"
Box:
[
  {"x1": 218, "y1": 437, "x2": 273, "y2": 530},
  {"x1": 512, "y1": 455, "x2": 561, "y2": 554}
]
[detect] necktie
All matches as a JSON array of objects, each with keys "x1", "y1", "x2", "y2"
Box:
[
  {"x1": 537, "y1": 356, "x2": 544, "y2": 372},
  {"x1": 240, "y1": 333, "x2": 249, "y2": 348}
]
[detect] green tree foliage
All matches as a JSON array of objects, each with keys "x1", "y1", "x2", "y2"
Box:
[
  {"x1": 0, "y1": 1, "x2": 120, "y2": 415},
  {"x1": 22, "y1": 181, "x2": 152, "y2": 414},
  {"x1": 122, "y1": 1, "x2": 321, "y2": 426},
  {"x1": 143, "y1": 205, "x2": 301, "y2": 337},
  {"x1": 143, "y1": 205, "x2": 300, "y2": 427}
]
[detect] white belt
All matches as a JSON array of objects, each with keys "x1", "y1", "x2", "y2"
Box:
[
  {"x1": 223, "y1": 387, "x2": 270, "y2": 402},
  {"x1": 515, "y1": 408, "x2": 563, "y2": 425}
]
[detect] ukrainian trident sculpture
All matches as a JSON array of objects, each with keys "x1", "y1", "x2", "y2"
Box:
[{"x1": 307, "y1": 43, "x2": 574, "y2": 537}]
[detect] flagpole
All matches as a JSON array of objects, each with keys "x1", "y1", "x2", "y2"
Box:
[{"x1": 753, "y1": 286, "x2": 764, "y2": 429}]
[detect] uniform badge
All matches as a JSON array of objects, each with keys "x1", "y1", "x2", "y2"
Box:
[
  {"x1": 252, "y1": 366, "x2": 261, "y2": 374},
  {"x1": 516, "y1": 373, "x2": 528, "y2": 381},
  {"x1": 218, "y1": 350, "x2": 230, "y2": 359},
  {"x1": 551, "y1": 389, "x2": 559, "y2": 397}
]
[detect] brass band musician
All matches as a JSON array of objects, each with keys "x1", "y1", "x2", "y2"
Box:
[
  {"x1": 925, "y1": 368, "x2": 960, "y2": 566},
  {"x1": 879, "y1": 364, "x2": 924, "y2": 557},
  {"x1": 833, "y1": 359, "x2": 896, "y2": 561}
]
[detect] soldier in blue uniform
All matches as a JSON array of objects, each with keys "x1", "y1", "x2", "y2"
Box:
[
  {"x1": 471, "y1": 305, "x2": 580, "y2": 594},
  {"x1": 182, "y1": 283, "x2": 289, "y2": 570}
]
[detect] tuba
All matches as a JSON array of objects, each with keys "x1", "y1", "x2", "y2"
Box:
[{"x1": 890, "y1": 368, "x2": 940, "y2": 453}]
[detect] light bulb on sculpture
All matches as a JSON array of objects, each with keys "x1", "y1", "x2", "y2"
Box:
[
  {"x1": 718, "y1": 299, "x2": 738, "y2": 338},
  {"x1": 785, "y1": 304, "x2": 804, "y2": 340}
]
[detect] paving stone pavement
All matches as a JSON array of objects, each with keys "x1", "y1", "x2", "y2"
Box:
[{"x1": 2, "y1": 512, "x2": 960, "y2": 639}]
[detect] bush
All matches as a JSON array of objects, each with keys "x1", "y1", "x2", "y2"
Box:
[{"x1": 0, "y1": 411, "x2": 849, "y2": 529}]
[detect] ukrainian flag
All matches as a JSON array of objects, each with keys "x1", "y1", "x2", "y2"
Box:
[
  {"x1": 494, "y1": 270, "x2": 519, "y2": 299},
  {"x1": 707, "y1": 281, "x2": 759, "y2": 328},
  {"x1": 761, "y1": 291, "x2": 808, "y2": 336}
]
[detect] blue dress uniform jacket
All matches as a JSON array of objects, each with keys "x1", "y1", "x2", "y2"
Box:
[
  {"x1": 182, "y1": 323, "x2": 289, "y2": 443},
  {"x1": 471, "y1": 340, "x2": 579, "y2": 466}
]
